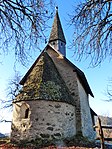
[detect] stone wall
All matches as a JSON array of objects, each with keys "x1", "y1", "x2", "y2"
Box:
[
  {"x1": 47, "y1": 48, "x2": 96, "y2": 139},
  {"x1": 11, "y1": 48, "x2": 96, "y2": 143},
  {"x1": 77, "y1": 78, "x2": 96, "y2": 140},
  {"x1": 47, "y1": 48, "x2": 82, "y2": 134},
  {"x1": 11, "y1": 100, "x2": 76, "y2": 142}
]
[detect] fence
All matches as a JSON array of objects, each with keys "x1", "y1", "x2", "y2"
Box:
[{"x1": 94, "y1": 117, "x2": 112, "y2": 149}]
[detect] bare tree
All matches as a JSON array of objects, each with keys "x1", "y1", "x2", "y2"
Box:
[
  {"x1": 7, "y1": 71, "x2": 22, "y2": 99},
  {"x1": 0, "y1": 71, "x2": 22, "y2": 109},
  {"x1": 106, "y1": 78, "x2": 112, "y2": 100},
  {"x1": 0, "y1": 0, "x2": 54, "y2": 65},
  {"x1": 70, "y1": 0, "x2": 112, "y2": 66}
]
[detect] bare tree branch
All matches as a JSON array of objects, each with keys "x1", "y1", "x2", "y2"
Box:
[
  {"x1": 0, "y1": 71, "x2": 22, "y2": 110},
  {"x1": 0, "y1": 0, "x2": 54, "y2": 65},
  {"x1": 104, "y1": 78, "x2": 112, "y2": 101},
  {"x1": 6, "y1": 71, "x2": 22, "y2": 100},
  {"x1": 0, "y1": 115, "x2": 11, "y2": 123},
  {"x1": 69, "y1": 0, "x2": 112, "y2": 67},
  {"x1": 0, "y1": 98, "x2": 12, "y2": 109},
  {"x1": 0, "y1": 119, "x2": 11, "y2": 123}
]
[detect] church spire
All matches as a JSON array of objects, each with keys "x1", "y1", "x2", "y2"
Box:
[{"x1": 49, "y1": 8, "x2": 66, "y2": 56}]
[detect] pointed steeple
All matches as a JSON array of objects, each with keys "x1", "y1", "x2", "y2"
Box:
[
  {"x1": 49, "y1": 8, "x2": 66, "y2": 56},
  {"x1": 49, "y1": 8, "x2": 66, "y2": 43}
]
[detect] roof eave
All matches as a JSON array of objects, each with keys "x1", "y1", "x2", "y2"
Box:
[
  {"x1": 63, "y1": 56, "x2": 94, "y2": 97},
  {"x1": 49, "y1": 38, "x2": 66, "y2": 44}
]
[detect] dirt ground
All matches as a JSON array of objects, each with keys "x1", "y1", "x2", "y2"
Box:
[
  {"x1": 0, "y1": 145, "x2": 102, "y2": 149},
  {"x1": 0, "y1": 138, "x2": 112, "y2": 149}
]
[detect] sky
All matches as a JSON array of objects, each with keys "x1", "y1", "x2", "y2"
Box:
[{"x1": 0, "y1": 0, "x2": 112, "y2": 134}]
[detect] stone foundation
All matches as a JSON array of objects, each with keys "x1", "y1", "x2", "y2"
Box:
[{"x1": 11, "y1": 100, "x2": 76, "y2": 142}]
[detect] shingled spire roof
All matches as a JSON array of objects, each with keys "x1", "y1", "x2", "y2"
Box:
[{"x1": 49, "y1": 9, "x2": 66, "y2": 43}]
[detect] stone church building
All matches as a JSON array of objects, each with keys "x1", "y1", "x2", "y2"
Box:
[{"x1": 11, "y1": 10, "x2": 97, "y2": 143}]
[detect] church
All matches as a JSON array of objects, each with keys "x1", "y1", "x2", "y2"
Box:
[{"x1": 11, "y1": 9, "x2": 97, "y2": 144}]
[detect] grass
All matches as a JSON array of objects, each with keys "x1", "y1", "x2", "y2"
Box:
[{"x1": 0, "y1": 137, "x2": 10, "y2": 145}]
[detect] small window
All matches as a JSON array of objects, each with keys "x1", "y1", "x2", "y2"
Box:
[
  {"x1": 25, "y1": 108, "x2": 29, "y2": 118},
  {"x1": 53, "y1": 42, "x2": 55, "y2": 45},
  {"x1": 20, "y1": 103, "x2": 30, "y2": 119},
  {"x1": 61, "y1": 42, "x2": 63, "y2": 46}
]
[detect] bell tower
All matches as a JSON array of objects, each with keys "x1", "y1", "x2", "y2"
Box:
[{"x1": 49, "y1": 8, "x2": 66, "y2": 56}]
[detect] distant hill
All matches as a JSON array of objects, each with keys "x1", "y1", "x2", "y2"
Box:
[
  {"x1": 96, "y1": 116, "x2": 112, "y2": 139},
  {"x1": 0, "y1": 133, "x2": 5, "y2": 138},
  {"x1": 99, "y1": 116, "x2": 112, "y2": 125},
  {"x1": 4, "y1": 133, "x2": 10, "y2": 137}
]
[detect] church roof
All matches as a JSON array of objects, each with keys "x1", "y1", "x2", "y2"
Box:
[
  {"x1": 63, "y1": 56, "x2": 94, "y2": 97},
  {"x1": 90, "y1": 108, "x2": 97, "y2": 116},
  {"x1": 49, "y1": 9, "x2": 66, "y2": 43},
  {"x1": 20, "y1": 45, "x2": 94, "y2": 98},
  {"x1": 17, "y1": 51, "x2": 75, "y2": 105},
  {"x1": 19, "y1": 10, "x2": 94, "y2": 102}
]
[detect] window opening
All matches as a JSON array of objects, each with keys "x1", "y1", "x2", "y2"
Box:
[
  {"x1": 53, "y1": 42, "x2": 55, "y2": 45},
  {"x1": 25, "y1": 108, "x2": 29, "y2": 118},
  {"x1": 20, "y1": 103, "x2": 30, "y2": 119}
]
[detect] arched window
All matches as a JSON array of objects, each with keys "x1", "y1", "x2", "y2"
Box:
[{"x1": 20, "y1": 103, "x2": 30, "y2": 119}]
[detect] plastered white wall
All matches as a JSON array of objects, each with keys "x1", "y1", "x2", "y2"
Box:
[{"x1": 77, "y1": 78, "x2": 96, "y2": 140}]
